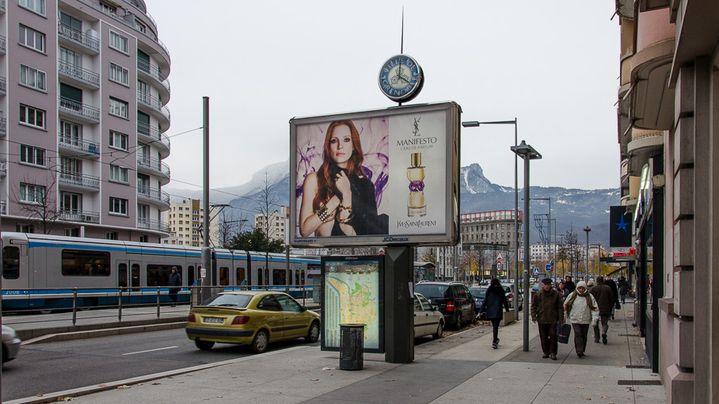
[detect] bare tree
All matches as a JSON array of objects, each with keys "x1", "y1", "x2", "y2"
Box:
[
  {"x1": 559, "y1": 230, "x2": 581, "y2": 279},
  {"x1": 13, "y1": 169, "x2": 61, "y2": 234},
  {"x1": 218, "y1": 210, "x2": 247, "y2": 248},
  {"x1": 255, "y1": 170, "x2": 285, "y2": 284}
]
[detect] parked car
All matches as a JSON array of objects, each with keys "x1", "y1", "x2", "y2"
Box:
[
  {"x1": 469, "y1": 286, "x2": 488, "y2": 319},
  {"x1": 186, "y1": 291, "x2": 320, "y2": 353},
  {"x1": 501, "y1": 283, "x2": 523, "y2": 310},
  {"x1": 415, "y1": 282, "x2": 476, "y2": 330},
  {"x1": 2, "y1": 325, "x2": 21, "y2": 363},
  {"x1": 413, "y1": 293, "x2": 444, "y2": 339}
]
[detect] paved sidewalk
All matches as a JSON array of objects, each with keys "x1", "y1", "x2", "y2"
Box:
[{"x1": 16, "y1": 302, "x2": 664, "y2": 404}]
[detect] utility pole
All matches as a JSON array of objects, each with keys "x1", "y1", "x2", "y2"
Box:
[{"x1": 201, "y1": 97, "x2": 211, "y2": 301}]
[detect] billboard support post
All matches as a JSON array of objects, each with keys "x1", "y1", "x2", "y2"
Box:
[{"x1": 384, "y1": 246, "x2": 414, "y2": 364}]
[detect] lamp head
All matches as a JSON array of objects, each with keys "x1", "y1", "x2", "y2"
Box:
[{"x1": 510, "y1": 140, "x2": 542, "y2": 160}]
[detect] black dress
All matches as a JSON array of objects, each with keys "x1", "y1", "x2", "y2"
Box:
[{"x1": 330, "y1": 168, "x2": 387, "y2": 236}]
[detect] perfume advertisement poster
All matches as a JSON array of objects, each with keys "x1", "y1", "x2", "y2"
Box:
[{"x1": 290, "y1": 102, "x2": 459, "y2": 247}]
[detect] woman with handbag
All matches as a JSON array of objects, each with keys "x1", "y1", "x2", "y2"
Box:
[{"x1": 564, "y1": 281, "x2": 598, "y2": 358}]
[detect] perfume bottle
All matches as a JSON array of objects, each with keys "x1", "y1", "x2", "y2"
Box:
[{"x1": 407, "y1": 152, "x2": 426, "y2": 217}]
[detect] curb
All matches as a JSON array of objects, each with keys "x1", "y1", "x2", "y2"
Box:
[
  {"x1": 22, "y1": 321, "x2": 188, "y2": 345},
  {"x1": 14, "y1": 316, "x2": 188, "y2": 341}
]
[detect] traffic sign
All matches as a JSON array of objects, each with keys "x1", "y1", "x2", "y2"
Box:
[
  {"x1": 545, "y1": 263, "x2": 552, "y2": 272},
  {"x1": 532, "y1": 267, "x2": 539, "y2": 276}
]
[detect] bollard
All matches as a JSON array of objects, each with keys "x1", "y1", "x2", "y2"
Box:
[
  {"x1": 72, "y1": 288, "x2": 78, "y2": 326},
  {"x1": 118, "y1": 288, "x2": 123, "y2": 322},
  {"x1": 339, "y1": 323, "x2": 364, "y2": 370},
  {"x1": 156, "y1": 287, "x2": 161, "y2": 318},
  {"x1": 190, "y1": 286, "x2": 194, "y2": 309}
]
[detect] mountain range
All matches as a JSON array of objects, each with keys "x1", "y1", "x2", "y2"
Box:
[{"x1": 167, "y1": 162, "x2": 619, "y2": 245}]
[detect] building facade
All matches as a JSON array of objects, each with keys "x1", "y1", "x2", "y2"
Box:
[
  {"x1": 1, "y1": 0, "x2": 171, "y2": 241},
  {"x1": 162, "y1": 199, "x2": 219, "y2": 247},
  {"x1": 613, "y1": 1, "x2": 719, "y2": 402},
  {"x1": 254, "y1": 206, "x2": 289, "y2": 243},
  {"x1": 455, "y1": 210, "x2": 523, "y2": 280}
]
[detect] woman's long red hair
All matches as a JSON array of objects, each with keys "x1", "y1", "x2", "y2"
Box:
[{"x1": 313, "y1": 120, "x2": 364, "y2": 210}]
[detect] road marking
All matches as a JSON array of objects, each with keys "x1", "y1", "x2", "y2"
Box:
[{"x1": 122, "y1": 345, "x2": 178, "y2": 356}]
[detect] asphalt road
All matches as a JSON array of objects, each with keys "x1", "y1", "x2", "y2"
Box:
[{"x1": 1, "y1": 328, "x2": 318, "y2": 401}]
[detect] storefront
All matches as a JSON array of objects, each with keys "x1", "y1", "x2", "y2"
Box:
[{"x1": 633, "y1": 158, "x2": 664, "y2": 372}]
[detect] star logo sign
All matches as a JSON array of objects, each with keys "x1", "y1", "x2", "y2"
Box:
[{"x1": 616, "y1": 215, "x2": 628, "y2": 233}]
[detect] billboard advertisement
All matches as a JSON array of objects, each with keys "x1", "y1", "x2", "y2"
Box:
[
  {"x1": 290, "y1": 102, "x2": 460, "y2": 247},
  {"x1": 610, "y1": 205, "x2": 632, "y2": 247},
  {"x1": 320, "y1": 256, "x2": 384, "y2": 353}
]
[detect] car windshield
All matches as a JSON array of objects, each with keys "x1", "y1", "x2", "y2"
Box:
[
  {"x1": 415, "y1": 284, "x2": 450, "y2": 299},
  {"x1": 469, "y1": 288, "x2": 486, "y2": 298},
  {"x1": 206, "y1": 294, "x2": 253, "y2": 308}
]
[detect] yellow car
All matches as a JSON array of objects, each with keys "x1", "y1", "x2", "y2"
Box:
[{"x1": 186, "y1": 291, "x2": 320, "y2": 353}]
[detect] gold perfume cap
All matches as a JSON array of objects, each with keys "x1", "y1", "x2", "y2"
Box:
[{"x1": 411, "y1": 152, "x2": 422, "y2": 167}]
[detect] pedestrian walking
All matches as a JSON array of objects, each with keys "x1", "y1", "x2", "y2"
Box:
[
  {"x1": 531, "y1": 278, "x2": 564, "y2": 360},
  {"x1": 618, "y1": 276, "x2": 630, "y2": 304},
  {"x1": 564, "y1": 281, "x2": 598, "y2": 358},
  {"x1": 564, "y1": 275, "x2": 576, "y2": 294},
  {"x1": 590, "y1": 276, "x2": 615, "y2": 344},
  {"x1": 168, "y1": 266, "x2": 181, "y2": 307},
  {"x1": 557, "y1": 280, "x2": 568, "y2": 301},
  {"x1": 605, "y1": 277, "x2": 620, "y2": 319},
  {"x1": 481, "y1": 278, "x2": 510, "y2": 349}
]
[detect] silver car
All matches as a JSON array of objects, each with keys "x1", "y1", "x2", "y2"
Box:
[
  {"x1": 413, "y1": 293, "x2": 445, "y2": 339},
  {"x1": 2, "y1": 325, "x2": 21, "y2": 363}
]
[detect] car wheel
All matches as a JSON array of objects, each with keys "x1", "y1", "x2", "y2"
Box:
[
  {"x1": 305, "y1": 321, "x2": 320, "y2": 343},
  {"x1": 251, "y1": 330, "x2": 269, "y2": 353},
  {"x1": 194, "y1": 339, "x2": 214, "y2": 351},
  {"x1": 433, "y1": 322, "x2": 444, "y2": 339}
]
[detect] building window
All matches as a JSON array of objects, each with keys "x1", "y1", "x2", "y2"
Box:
[
  {"x1": 109, "y1": 97, "x2": 128, "y2": 119},
  {"x1": 109, "y1": 130, "x2": 128, "y2": 151},
  {"x1": 65, "y1": 228, "x2": 80, "y2": 237},
  {"x1": 19, "y1": 0, "x2": 45, "y2": 15},
  {"x1": 109, "y1": 165, "x2": 129, "y2": 183},
  {"x1": 19, "y1": 24, "x2": 46, "y2": 53},
  {"x1": 19, "y1": 65, "x2": 46, "y2": 91},
  {"x1": 134, "y1": 18, "x2": 146, "y2": 33},
  {"x1": 109, "y1": 197, "x2": 128, "y2": 215},
  {"x1": 109, "y1": 30, "x2": 128, "y2": 54},
  {"x1": 106, "y1": 232, "x2": 118, "y2": 240},
  {"x1": 19, "y1": 104, "x2": 45, "y2": 129},
  {"x1": 139, "y1": 235, "x2": 148, "y2": 243},
  {"x1": 15, "y1": 224, "x2": 34, "y2": 233},
  {"x1": 109, "y1": 63, "x2": 129, "y2": 86},
  {"x1": 100, "y1": 1, "x2": 116, "y2": 15},
  {"x1": 19, "y1": 144, "x2": 45, "y2": 166},
  {"x1": 19, "y1": 182, "x2": 45, "y2": 204}
]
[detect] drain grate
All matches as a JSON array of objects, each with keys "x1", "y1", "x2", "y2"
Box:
[
  {"x1": 618, "y1": 380, "x2": 662, "y2": 385},
  {"x1": 618, "y1": 333, "x2": 641, "y2": 337},
  {"x1": 626, "y1": 365, "x2": 651, "y2": 369}
]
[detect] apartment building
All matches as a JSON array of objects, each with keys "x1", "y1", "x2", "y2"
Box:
[
  {"x1": 254, "y1": 205, "x2": 288, "y2": 243},
  {"x1": 1, "y1": 0, "x2": 171, "y2": 241},
  {"x1": 612, "y1": 1, "x2": 719, "y2": 401},
  {"x1": 162, "y1": 198, "x2": 220, "y2": 247}
]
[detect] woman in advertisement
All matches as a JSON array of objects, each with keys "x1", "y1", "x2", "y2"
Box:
[{"x1": 299, "y1": 120, "x2": 386, "y2": 237}]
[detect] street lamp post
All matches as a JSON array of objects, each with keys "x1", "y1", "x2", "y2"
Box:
[
  {"x1": 583, "y1": 226, "x2": 591, "y2": 280},
  {"x1": 511, "y1": 140, "x2": 542, "y2": 352},
  {"x1": 462, "y1": 118, "x2": 518, "y2": 319}
]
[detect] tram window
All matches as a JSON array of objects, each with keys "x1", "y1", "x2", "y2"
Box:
[
  {"x1": 188, "y1": 266, "x2": 195, "y2": 287},
  {"x1": 272, "y1": 269, "x2": 286, "y2": 286},
  {"x1": 131, "y1": 264, "x2": 140, "y2": 289},
  {"x1": 236, "y1": 267, "x2": 246, "y2": 285},
  {"x1": 62, "y1": 249, "x2": 110, "y2": 276},
  {"x1": 2, "y1": 246, "x2": 20, "y2": 279},
  {"x1": 118, "y1": 263, "x2": 128, "y2": 288},
  {"x1": 219, "y1": 267, "x2": 229, "y2": 286},
  {"x1": 146, "y1": 264, "x2": 182, "y2": 287},
  {"x1": 257, "y1": 268, "x2": 263, "y2": 286}
]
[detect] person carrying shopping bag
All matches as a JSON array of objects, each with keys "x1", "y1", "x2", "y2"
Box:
[{"x1": 564, "y1": 281, "x2": 598, "y2": 358}]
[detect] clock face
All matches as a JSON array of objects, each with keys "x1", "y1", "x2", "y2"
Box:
[{"x1": 378, "y1": 54, "x2": 424, "y2": 102}]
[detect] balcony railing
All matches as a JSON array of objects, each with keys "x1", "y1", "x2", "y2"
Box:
[
  {"x1": 59, "y1": 97, "x2": 100, "y2": 123},
  {"x1": 137, "y1": 158, "x2": 170, "y2": 178},
  {"x1": 0, "y1": 160, "x2": 7, "y2": 177},
  {"x1": 58, "y1": 135, "x2": 100, "y2": 156},
  {"x1": 137, "y1": 121, "x2": 161, "y2": 140},
  {"x1": 58, "y1": 172, "x2": 101, "y2": 190},
  {"x1": 0, "y1": 35, "x2": 6, "y2": 54},
  {"x1": 137, "y1": 59, "x2": 163, "y2": 82},
  {"x1": 138, "y1": 186, "x2": 170, "y2": 205},
  {"x1": 0, "y1": 201, "x2": 6, "y2": 215},
  {"x1": 59, "y1": 210, "x2": 100, "y2": 224},
  {"x1": 137, "y1": 91, "x2": 164, "y2": 111},
  {"x1": 0, "y1": 76, "x2": 6, "y2": 95},
  {"x1": 137, "y1": 218, "x2": 170, "y2": 232},
  {"x1": 57, "y1": 23, "x2": 99, "y2": 52},
  {"x1": 58, "y1": 60, "x2": 100, "y2": 87},
  {"x1": 0, "y1": 0, "x2": 6, "y2": 13},
  {"x1": 0, "y1": 115, "x2": 6, "y2": 137}
]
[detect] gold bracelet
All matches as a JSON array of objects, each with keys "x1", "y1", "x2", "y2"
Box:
[
  {"x1": 338, "y1": 205, "x2": 352, "y2": 214},
  {"x1": 337, "y1": 213, "x2": 354, "y2": 224}
]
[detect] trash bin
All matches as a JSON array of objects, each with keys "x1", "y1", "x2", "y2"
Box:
[{"x1": 339, "y1": 323, "x2": 364, "y2": 370}]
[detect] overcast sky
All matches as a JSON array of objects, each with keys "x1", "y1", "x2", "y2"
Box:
[{"x1": 147, "y1": 0, "x2": 620, "y2": 193}]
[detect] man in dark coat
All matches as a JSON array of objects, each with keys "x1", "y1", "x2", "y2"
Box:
[
  {"x1": 481, "y1": 278, "x2": 510, "y2": 349},
  {"x1": 604, "y1": 277, "x2": 620, "y2": 319},
  {"x1": 531, "y1": 278, "x2": 564, "y2": 360},
  {"x1": 168, "y1": 266, "x2": 181, "y2": 307},
  {"x1": 618, "y1": 276, "x2": 630, "y2": 304},
  {"x1": 590, "y1": 276, "x2": 614, "y2": 344},
  {"x1": 564, "y1": 275, "x2": 576, "y2": 294}
]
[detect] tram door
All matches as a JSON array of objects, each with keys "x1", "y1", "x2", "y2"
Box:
[{"x1": 130, "y1": 261, "x2": 141, "y2": 291}]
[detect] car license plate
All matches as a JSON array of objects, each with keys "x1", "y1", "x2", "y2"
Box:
[{"x1": 203, "y1": 317, "x2": 224, "y2": 324}]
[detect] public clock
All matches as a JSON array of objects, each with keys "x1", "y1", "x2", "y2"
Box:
[{"x1": 378, "y1": 54, "x2": 424, "y2": 103}]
